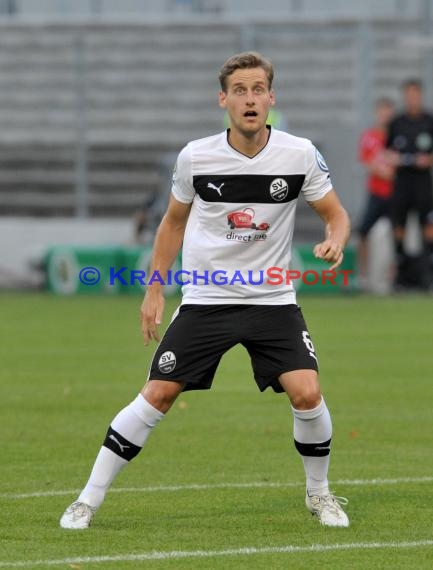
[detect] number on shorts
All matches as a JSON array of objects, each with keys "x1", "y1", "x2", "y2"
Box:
[{"x1": 302, "y1": 331, "x2": 317, "y2": 360}]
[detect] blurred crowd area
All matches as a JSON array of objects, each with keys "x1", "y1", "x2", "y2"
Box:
[{"x1": 1, "y1": 0, "x2": 433, "y2": 292}]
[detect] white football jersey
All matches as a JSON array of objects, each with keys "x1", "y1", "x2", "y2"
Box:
[{"x1": 171, "y1": 127, "x2": 333, "y2": 305}]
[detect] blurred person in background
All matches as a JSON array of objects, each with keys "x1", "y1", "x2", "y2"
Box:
[
  {"x1": 357, "y1": 98, "x2": 395, "y2": 290},
  {"x1": 133, "y1": 192, "x2": 158, "y2": 245},
  {"x1": 386, "y1": 79, "x2": 433, "y2": 290}
]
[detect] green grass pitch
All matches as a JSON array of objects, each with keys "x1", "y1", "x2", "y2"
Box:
[{"x1": 1, "y1": 292, "x2": 433, "y2": 569}]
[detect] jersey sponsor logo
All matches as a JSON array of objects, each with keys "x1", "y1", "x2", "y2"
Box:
[
  {"x1": 315, "y1": 148, "x2": 329, "y2": 172},
  {"x1": 270, "y1": 178, "x2": 289, "y2": 201},
  {"x1": 207, "y1": 181, "x2": 224, "y2": 196},
  {"x1": 226, "y1": 207, "x2": 269, "y2": 242},
  {"x1": 158, "y1": 351, "x2": 176, "y2": 373}
]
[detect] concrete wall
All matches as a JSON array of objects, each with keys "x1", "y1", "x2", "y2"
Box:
[{"x1": 0, "y1": 216, "x2": 133, "y2": 287}]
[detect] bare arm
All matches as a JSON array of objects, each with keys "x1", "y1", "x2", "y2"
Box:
[
  {"x1": 140, "y1": 195, "x2": 191, "y2": 344},
  {"x1": 308, "y1": 189, "x2": 351, "y2": 271}
]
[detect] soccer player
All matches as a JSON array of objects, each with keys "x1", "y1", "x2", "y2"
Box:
[
  {"x1": 357, "y1": 98, "x2": 395, "y2": 288},
  {"x1": 60, "y1": 52, "x2": 351, "y2": 530},
  {"x1": 386, "y1": 79, "x2": 433, "y2": 289}
]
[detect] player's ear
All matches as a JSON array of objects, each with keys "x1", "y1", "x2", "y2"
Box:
[
  {"x1": 269, "y1": 89, "x2": 276, "y2": 107},
  {"x1": 219, "y1": 90, "x2": 227, "y2": 109}
]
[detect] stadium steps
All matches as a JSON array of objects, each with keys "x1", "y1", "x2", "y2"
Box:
[
  {"x1": 0, "y1": 19, "x2": 425, "y2": 226},
  {"x1": 0, "y1": 22, "x2": 237, "y2": 146},
  {"x1": 0, "y1": 144, "x2": 166, "y2": 217}
]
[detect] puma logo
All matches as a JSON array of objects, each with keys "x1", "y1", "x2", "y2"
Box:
[
  {"x1": 207, "y1": 182, "x2": 224, "y2": 196},
  {"x1": 108, "y1": 434, "x2": 131, "y2": 453}
]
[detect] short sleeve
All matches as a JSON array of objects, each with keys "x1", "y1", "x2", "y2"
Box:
[
  {"x1": 302, "y1": 143, "x2": 333, "y2": 202},
  {"x1": 171, "y1": 145, "x2": 195, "y2": 204}
]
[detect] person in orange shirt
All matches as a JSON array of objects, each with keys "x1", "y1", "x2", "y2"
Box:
[{"x1": 358, "y1": 98, "x2": 396, "y2": 288}]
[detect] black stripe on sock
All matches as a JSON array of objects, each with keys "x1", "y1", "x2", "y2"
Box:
[
  {"x1": 103, "y1": 426, "x2": 141, "y2": 461},
  {"x1": 294, "y1": 438, "x2": 331, "y2": 457}
]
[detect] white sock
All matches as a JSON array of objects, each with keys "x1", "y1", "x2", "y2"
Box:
[
  {"x1": 292, "y1": 397, "x2": 332, "y2": 496},
  {"x1": 78, "y1": 394, "x2": 164, "y2": 509}
]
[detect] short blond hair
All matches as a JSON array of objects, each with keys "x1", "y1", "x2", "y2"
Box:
[{"x1": 219, "y1": 52, "x2": 274, "y2": 92}]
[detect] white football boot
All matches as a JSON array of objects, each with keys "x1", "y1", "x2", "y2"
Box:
[
  {"x1": 60, "y1": 501, "x2": 97, "y2": 529},
  {"x1": 306, "y1": 492, "x2": 349, "y2": 527}
]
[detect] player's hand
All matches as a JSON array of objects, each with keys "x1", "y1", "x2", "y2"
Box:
[
  {"x1": 140, "y1": 287, "x2": 165, "y2": 345},
  {"x1": 385, "y1": 150, "x2": 401, "y2": 167},
  {"x1": 415, "y1": 153, "x2": 433, "y2": 169},
  {"x1": 313, "y1": 240, "x2": 344, "y2": 271}
]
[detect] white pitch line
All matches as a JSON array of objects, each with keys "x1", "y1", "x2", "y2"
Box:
[
  {"x1": 0, "y1": 481, "x2": 299, "y2": 500},
  {"x1": 1, "y1": 475, "x2": 432, "y2": 500},
  {"x1": 0, "y1": 540, "x2": 432, "y2": 568}
]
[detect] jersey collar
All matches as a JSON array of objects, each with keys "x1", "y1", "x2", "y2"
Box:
[{"x1": 225, "y1": 125, "x2": 273, "y2": 160}]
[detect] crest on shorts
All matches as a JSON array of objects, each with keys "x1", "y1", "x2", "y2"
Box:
[{"x1": 158, "y1": 351, "x2": 176, "y2": 373}]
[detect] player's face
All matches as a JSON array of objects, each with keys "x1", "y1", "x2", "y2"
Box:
[
  {"x1": 403, "y1": 85, "x2": 423, "y2": 114},
  {"x1": 219, "y1": 67, "x2": 275, "y2": 136},
  {"x1": 375, "y1": 103, "x2": 394, "y2": 128}
]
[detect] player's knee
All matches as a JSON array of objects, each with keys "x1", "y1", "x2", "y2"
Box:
[
  {"x1": 141, "y1": 380, "x2": 184, "y2": 413},
  {"x1": 291, "y1": 385, "x2": 322, "y2": 411}
]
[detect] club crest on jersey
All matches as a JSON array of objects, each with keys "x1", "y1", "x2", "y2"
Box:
[
  {"x1": 269, "y1": 178, "x2": 288, "y2": 201},
  {"x1": 158, "y1": 351, "x2": 176, "y2": 374},
  {"x1": 416, "y1": 132, "x2": 432, "y2": 151},
  {"x1": 315, "y1": 149, "x2": 329, "y2": 172}
]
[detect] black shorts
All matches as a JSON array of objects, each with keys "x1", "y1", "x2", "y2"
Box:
[
  {"x1": 148, "y1": 304, "x2": 318, "y2": 393},
  {"x1": 391, "y1": 174, "x2": 433, "y2": 227},
  {"x1": 358, "y1": 194, "x2": 391, "y2": 237}
]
